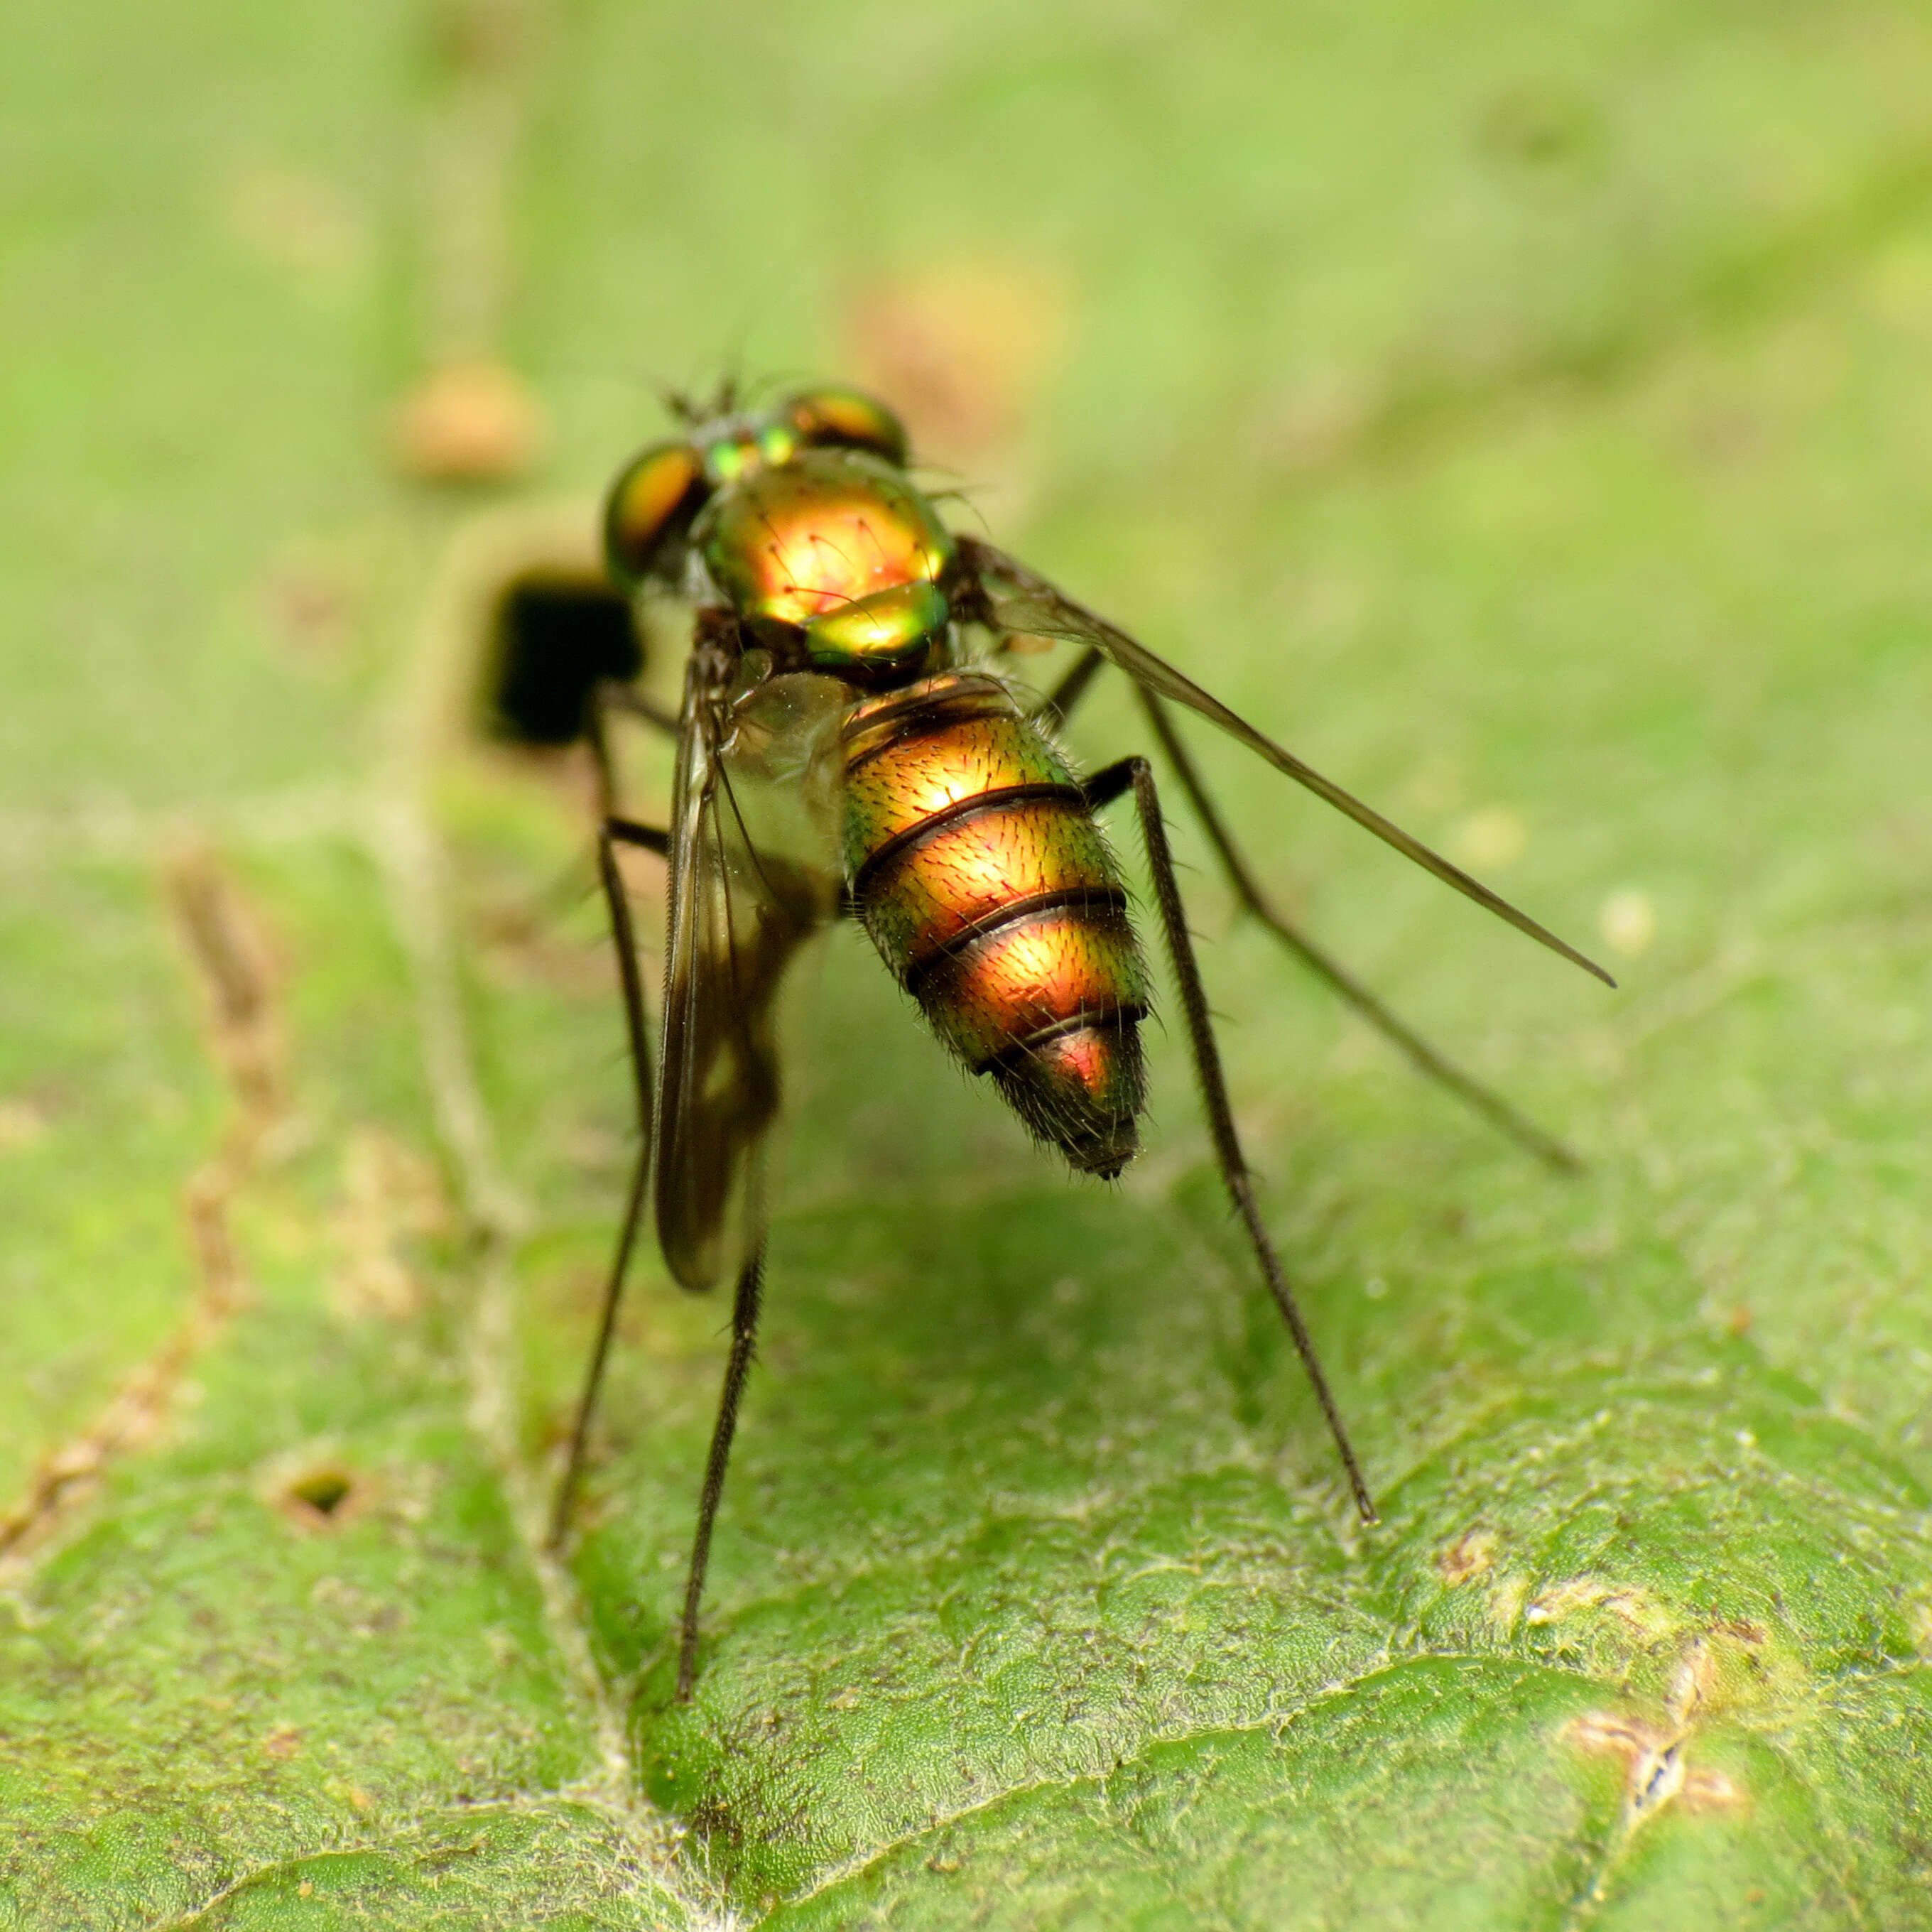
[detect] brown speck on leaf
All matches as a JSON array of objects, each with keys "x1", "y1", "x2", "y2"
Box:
[
  {"x1": 166, "y1": 846, "x2": 284, "y2": 1129},
  {"x1": 391, "y1": 357, "x2": 545, "y2": 484},
  {"x1": 264, "y1": 1724, "x2": 302, "y2": 1760},
  {"x1": 261, "y1": 557, "x2": 360, "y2": 658},
  {"x1": 1437, "y1": 1528, "x2": 1496, "y2": 1588},
  {"x1": 430, "y1": 0, "x2": 528, "y2": 74},
  {"x1": 0, "y1": 850, "x2": 282, "y2": 1567},
  {"x1": 346, "y1": 1785, "x2": 373, "y2": 1811},
  {"x1": 842, "y1": 255, "x2": 1071, "y2": 468},
  {"x1": 278, "y1": 1463, "x2": 366, "y2": 1531}
]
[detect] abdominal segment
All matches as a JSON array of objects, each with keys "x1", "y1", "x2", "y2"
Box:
[{"x1": 842, "y1": 675, "x2": 1149, "y2": 1176}]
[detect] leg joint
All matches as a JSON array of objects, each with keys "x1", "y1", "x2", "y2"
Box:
[{"x1": 1080, "y1": 756, "x2": 1150, "y2": 809}]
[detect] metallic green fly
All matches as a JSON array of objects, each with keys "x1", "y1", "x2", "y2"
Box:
[{"x1": 522, "y1": 379, "x2": 1610, "y2": 1698}]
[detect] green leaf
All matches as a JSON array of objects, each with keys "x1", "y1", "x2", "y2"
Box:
[{"x1": 9, "y1": 0, "x2": 1932, "y2": 1926}]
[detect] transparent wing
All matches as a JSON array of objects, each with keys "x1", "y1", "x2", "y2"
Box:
[
  {"x1": 957, "y1": 533, "x2": 1613, "y2": 988},
  {"x1": 652, "y1": 653, "x2": 846, "y2": 1293}
]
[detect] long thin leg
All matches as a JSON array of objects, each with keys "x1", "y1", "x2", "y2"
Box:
[
  {"x1": 601, "y1": 678, "x2": 683, "y2": 737},
  {"x1": 1138, "y1": 690, "x2": 1580, "y2": 1173},
  {"x1": 1085, "y1": 756, "x2": 1377, "y2": 1524},
  {"x1": 585, "y1": 690, "x2": 622, "y2": 823},
  {"x1": 1028, "y1": 644, "x2": 1105, "y2": 733},
  {"x1": 677, "y1": 1247, "x2": 766, "y2": 1702},
  {"x1": 547, "y1": 813, "x2": 667, "y2": 1550}
]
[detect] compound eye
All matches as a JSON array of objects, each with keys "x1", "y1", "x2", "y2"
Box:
[
  {"x1": 604, "y1": 441, "x2": 706, "y2": 588},
  {"x1": 783, "y1": 386, "x2": 908, "y2": 467}
]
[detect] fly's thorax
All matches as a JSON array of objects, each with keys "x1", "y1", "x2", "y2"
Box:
[
  {"x1": 696, "y1": 449, "x2": 957, "y2": 684},
  {"x1": 840, "y1": 673, "x2": 1149, "y2": 1176}
]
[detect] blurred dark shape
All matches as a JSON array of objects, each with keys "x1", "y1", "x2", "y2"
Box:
[{"x1": 486, "y1": 570, "x2": 641, "y2": 745}]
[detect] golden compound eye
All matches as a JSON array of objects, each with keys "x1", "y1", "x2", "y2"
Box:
[
  {"x1": 603, "y1": 440, "x2": 706, "y2": 587},
  {"x1": 783, "y1": 387, "x2": 908, "y2": 467}
]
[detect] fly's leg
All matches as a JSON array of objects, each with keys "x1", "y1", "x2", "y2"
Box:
[
  {"x1": 586, "y1": 676, "x2": 679, "y2": 820},
  {"x1": 1027, "y1": 644, "x2": 1105, "y2": 733},
  {"x1": 1136, "y1": 690, "x2": 1580, "y2": 1173},
  {"x1": 676, "y1": 1247, "x2": 766, "y2": 1702},
  {"x1": 546, "y1": 812, "x2": 669, "y2": 1551},
  {"x1": 602, "y1": 680, "x2": 683, "y2": 737},
  {"x1": 1084, "y1": 756, "x2": 1377, "y2": 1525}
]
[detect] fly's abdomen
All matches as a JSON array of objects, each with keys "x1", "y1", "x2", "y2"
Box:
[{"x1": 842, "y1": 675, "x2": 1148, "y2": 1176}]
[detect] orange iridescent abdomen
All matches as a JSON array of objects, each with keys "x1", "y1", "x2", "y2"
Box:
[{"x1": 841, "y1": 674, "x2": 1149, "y2": 1175}]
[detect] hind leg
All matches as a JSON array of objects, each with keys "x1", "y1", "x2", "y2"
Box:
[{"x1": 1085, "y1": 754, "x2": 1377, "y2": 1524}]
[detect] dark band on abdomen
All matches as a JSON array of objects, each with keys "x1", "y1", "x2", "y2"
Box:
[
  {"x1": 902, "y1": 884, "x2": 1131, "y2": 999},
  {"x1": 849, "y1": 779, "x2": 1084, "y2": 901}
]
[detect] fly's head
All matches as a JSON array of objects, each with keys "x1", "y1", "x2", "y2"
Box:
[
  {"x1": 604, "y1": 385, "x2": 956, "y2": 688},
  {"x1": 604, "y1": 386, "x2": 911, "y2": 591}
]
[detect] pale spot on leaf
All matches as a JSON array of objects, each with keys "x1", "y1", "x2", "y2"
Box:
[
  {"x1": 1599, "y1": 888, "x2": 1656, "y2": 958},
  {"x1": 1447, "y1": 805, "x2": 1527, "y2": 870},
  {"x1": 1568, "y1": 1634, "x2": 1749, "y2": 1842},
  {"x1": 0, "y1": 1097, "x2": 50, "y2": 1151},
  {"x1": 224, "y1": 163, "x2": 367, "y2": 283},
  {"x1": 330, "y1": 1126, "x2": 447, "y2": 1321},
  {"x1": 1526, "y1": 1575, "x2": 1673, "y2": 1639},
  {"x1": 1486, "y1": 1573, "x2": 1530, "y2": 1630},
  {"x1": 1402, "y1": 755, "x2": 1465, "y2": 815}
]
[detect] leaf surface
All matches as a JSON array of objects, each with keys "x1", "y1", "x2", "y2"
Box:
[{"x1": 7, "y1": 1, "x2": 1932, "y2": 1927}]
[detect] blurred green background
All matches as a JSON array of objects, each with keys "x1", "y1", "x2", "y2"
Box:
[{"x1": 6, "y1": 1, "x2": 1932, "y2": 1926}]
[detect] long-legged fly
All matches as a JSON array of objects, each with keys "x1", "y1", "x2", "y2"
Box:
[{"x1": 536, "y1": 380, "x2": 1612, "y2": 1700}]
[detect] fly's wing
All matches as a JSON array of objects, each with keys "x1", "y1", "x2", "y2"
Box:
[
  {"x1": 957, "y1": 533, "x2": 1614, "y2": 988},
  {"x1": 652, "y1": 656, "x2": 846, "y2": 1292}
]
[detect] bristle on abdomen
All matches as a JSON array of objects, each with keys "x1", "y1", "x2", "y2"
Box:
[{"x1": 841, "y1": 675, "x2": 1151, "y2": 1175}]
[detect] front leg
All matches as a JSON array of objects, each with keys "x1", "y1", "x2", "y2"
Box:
[{"x1": 547, "y1": 809, "x2": 670, "y2": 1550}]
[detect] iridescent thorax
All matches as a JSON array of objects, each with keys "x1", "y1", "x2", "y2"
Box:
[{"x1": 698, "y1": 449, "x2": 954, "y2": 636}]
